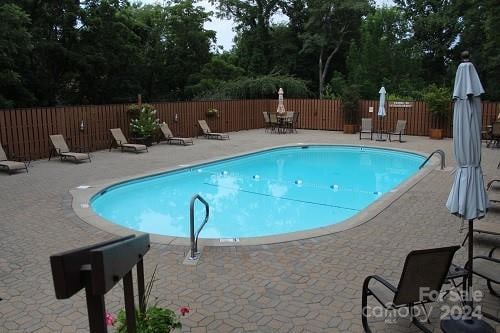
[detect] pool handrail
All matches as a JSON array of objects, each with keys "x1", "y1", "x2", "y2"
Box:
[
  {"x1": 419, "y1": 149, "x2": 445, "y2": 170},
  {"x1": 189, "y1": 194, "x2": 210, "y2": 260}
]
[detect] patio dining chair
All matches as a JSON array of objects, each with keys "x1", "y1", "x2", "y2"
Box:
[
  {"x1": 487, "y1": 179, "x2": 500, "y2": 204},
  {"x1": 388, "y1": 120, "x2": 407, "y2": 142},
  {"x1": 159, "y1": 123, "x2": 193, "y2": 146},
  {"x1": 284, "y1": 111, "x2": 299, "y2": 133},
  {"x1": 0, "y1": 142, "x2": 29, "y2": 174},
  {"x1": 263, "y1": 112, "x2": 272, "y2": 132},
  {"x1": 49, "y1": 134, "x2": 91, "y2": 163},
  {"x1": 362, "y1": 245, "x2": 460, "y2": 333},
  {"x1": 197, "y1": 120, "x2": 229, "y2": 140},
  {"x1": 470, "y1": 247, "x2": 500, "y2": 299},
  {"x1": 109, "y1": 128, "x2": 148, "y2": 153},
  {"x1": 359, "y1": 118, "x2": 373, "y2": 140},
  {"x1": 268, "y1": 113, "x2": 280, "y2": 133},
  {"x1": 487, "y1": 121, "x2": 500, "y2": 148}
]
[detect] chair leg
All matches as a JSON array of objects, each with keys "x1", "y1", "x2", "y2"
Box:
[
  {"x1": 487, "y1": 280, "x2": 499, "y2": 297},
  {"x1": 410, "y1": 307, "x2": 432, "y2": 333},
  {"x1": 482, "y1": 311, "x2": 500, "y2": 323},
  {"x1": 362, "y1": 278, "x2": 373, "y2": 333}
]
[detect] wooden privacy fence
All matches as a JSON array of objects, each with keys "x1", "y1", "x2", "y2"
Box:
[{"x1": 0, "y1": 99, "x2": 498, "y2": 160}]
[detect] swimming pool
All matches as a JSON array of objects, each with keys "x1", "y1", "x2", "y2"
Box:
[{"x1": 91, "y1": 145, "x2": 424, "y2": 239}]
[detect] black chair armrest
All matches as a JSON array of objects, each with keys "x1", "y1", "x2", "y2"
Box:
[
  {"x1": 473, "y1": 255, "x2": 500, "y2": 264},
  {"x1": 488, "y1": 246, "x2": 500, "y2": 258},
  {"x1": 487, "y1": 179, "x2": 500, "y2": 191},
  {"x1": 363, "y1": 275, "x2": 398, "y2": 294}
]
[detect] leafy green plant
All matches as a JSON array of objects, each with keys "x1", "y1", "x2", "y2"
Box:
[
  {"x1": 192, "y1": 74, "x2": 311, "y2": 100},
  {"x1": 110, "y1": 266, "x2": 189, "y2": 333},
  {"x1": 206, "y1": 108, "x2": 218, "y2": 117},
  {"x1": 128, "y1": 104, "x2": 160, "y2": 137},
  {"x1": 341, "y1": 84, "x2": 361, "y2": 125},
  {"x1": 115, "y1": 306, "x2": 182, "y2": 333},
  {"x1": 422, "y1": 84, "x2": 451, "y2": 129}
]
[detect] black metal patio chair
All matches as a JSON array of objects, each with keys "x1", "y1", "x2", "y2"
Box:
[
  {"x1": 362, "y1": 245, "x2": 460, "y2": 333},
  {"x1": 360, "y1": 118, "x2": 373, "y2": 140},
  {"x1": 388, "y1": 120, "x2": 407, "y2": 142}
]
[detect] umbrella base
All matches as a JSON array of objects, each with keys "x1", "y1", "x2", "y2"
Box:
[
  {"x1": 375, "y1": 132, "x2": 386, "y2": 141},
  {"x1": 440, "y1": 317, "x2": 494, "y2": 333}
]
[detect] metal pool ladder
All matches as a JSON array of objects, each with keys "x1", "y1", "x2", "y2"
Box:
[
  {"x1": 419, "y1": 149, "x2": 445, "y2": 170},
  {"x1": 189, "y1": 194, "x2": 210, "y2": 260}
]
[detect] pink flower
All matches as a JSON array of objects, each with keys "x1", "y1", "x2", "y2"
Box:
[
  {"x1": 179, "y1": 306, "x2": 190, "y2": 316},
  {"x1": 105, "y1": 312, "x2": 115, "y2": 326}
]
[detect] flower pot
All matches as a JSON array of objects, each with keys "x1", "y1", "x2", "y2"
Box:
[
  {"x1": 343, "y1": 124, "x2": 358, "y2": 134},
  {"x1": 429, "y1": 128, "x2": 444, "y2": 140},
  {"x1": 131, "y1": 136, "x2": 154, "y2": 146}
]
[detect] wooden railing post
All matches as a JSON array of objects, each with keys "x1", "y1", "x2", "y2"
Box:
[{"x1": 50, "y1": 234, "x2": 150, "y2": 333}]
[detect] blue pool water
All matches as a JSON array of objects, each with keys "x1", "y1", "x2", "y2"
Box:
[{"x1": 91, "y1": 146, "x2": 424, "y2": 238}]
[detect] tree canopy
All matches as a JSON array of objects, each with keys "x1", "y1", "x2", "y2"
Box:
[{"x1": 0, "y1": 0, "x2": 498, "y2": 107}]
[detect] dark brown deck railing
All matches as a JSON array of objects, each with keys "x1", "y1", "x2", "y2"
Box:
[
  {"x1": 50, "y1": 234, "x2": 150, "y2": 333},
  {"x1": 0, "y1": 100, "x2": 498, "y2": 160}
]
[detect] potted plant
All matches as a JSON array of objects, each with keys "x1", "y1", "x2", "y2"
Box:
[
  {"x1": 422, "y1": 85, "x2": 451, "y2": 139},
  {"x1": 341, "y1": 84, "x2": 360, "y2": 134},
  {"x1": 206, "y1": 108, "x2": 219, "y2": 118},
  {"x1": 106, "y1": 266, "x2": 190, "y2": 333},
  {"x1": 128, "y1": 104, "x2": 160, "y2": 146}
]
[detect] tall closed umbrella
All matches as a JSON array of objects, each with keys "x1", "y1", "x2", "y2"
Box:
[
  {"x1": 442, "y1": 52, "x2": 493, "y2": 332},
  {"x1": 376, "y1": 86, "x2": 386, "y2": 141},
  {"x1": 277, "y1": 88, "x2": 286, "y2": 114}
]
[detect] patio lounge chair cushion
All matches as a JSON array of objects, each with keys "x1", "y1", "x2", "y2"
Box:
[
  {"x1": 197, "y1": 120, "x2": 229, "y2": 139},
  {"x1": 109, "y1": 128, "x2": 148, "y2": 152},
  {"x1": 0, "y1": 144, "x2": 27, "y2": 172},
  {"x1": 0, "y1": 160, "x2": 27, "y2": 170},
  {"x1": 49, "y1": 135, "x2": 91, "y2": 162},
  {"x1": 159, "y1": 123, "x2": 193, "y2": 145}
]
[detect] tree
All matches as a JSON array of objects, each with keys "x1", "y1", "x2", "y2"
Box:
[
  {"x1": 162, "y1": 0, "x2": 215, "y2": 100},
  {"x1": 77, "y1": 0, "x2": 143, "y2": 104},
  {"x1": 394, "y1": 0, "x2": 462, "y2": 86},
  {"x1": 346, "y1": 7, "x2": 424, "y2": 99},
  {"x1": 210, "y1": 0, "x2": 283, "y2": 74},
  {"x1": 0, "y1": 3, "x2": 33, "y2": 107},
  {"x1": 456, "y1": 0, "x2": 500, "y2": 100},
  {"x1": 6, "y1": 0, "x2": 82, "y2": 105},
  {"x1": 300, "y1": 0, "x2": 372, "y2": 98}
]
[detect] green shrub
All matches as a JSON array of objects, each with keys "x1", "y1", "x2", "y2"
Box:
[
  {"x1": 192, "y1": 74, "x2": 311, "y2": 100},
  {"x1": 341, "y1": 85, "x2": 361, "y2": 125},
  {"x1": 422, "y1": 85, "x2": 451, "y2": 128},
  {"x1": 115, "y1": 306, "x2": 181, "y2": 333},
  {"x1": 128, "y1": 104, "x2": 159, "y2": 137},
  {"x1": 111, "y1": 266, "x2": 189, "y2": 333}
]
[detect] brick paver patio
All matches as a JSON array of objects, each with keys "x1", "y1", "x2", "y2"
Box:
[{"x1": 0, "y1": 129, "x2": 499, "y2": 332}]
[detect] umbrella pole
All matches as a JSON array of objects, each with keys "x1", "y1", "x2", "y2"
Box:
[
  {"x1": 467, "y1": 219, "x2": 473, "y2": 308},
  {"x1": 376, "y1": 116, "x2": 386, "y2": 141}
]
